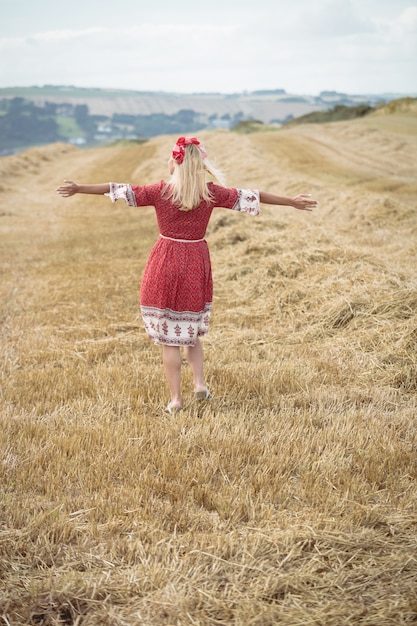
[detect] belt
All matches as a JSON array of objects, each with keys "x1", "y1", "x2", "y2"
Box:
[{"x1": 159, "y1": 234, "x2": 205, "y2": 243}]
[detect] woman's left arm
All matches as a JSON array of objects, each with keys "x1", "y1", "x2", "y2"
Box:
[{"x1": 260, "y1": 191, "x2": 318, "y2": 212}]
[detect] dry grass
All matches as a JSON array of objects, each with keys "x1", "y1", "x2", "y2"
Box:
[{"x1": 1, "y1": 113, "x2": 417, "y2": 625}]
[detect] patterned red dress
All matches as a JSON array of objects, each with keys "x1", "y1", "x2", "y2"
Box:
[{"x1": 107, "y1": 181, "x2": 260, "y2": 345}]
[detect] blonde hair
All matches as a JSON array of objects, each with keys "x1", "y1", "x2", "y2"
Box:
[{"x1": 165, "y1": 143, "x2": 226, "y2": 211}]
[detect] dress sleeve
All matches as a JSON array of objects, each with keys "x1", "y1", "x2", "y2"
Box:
[
  {"x1": 210, "y1": 183, "x2": 260, "y2": 216},
  {"x1": 105, "y1": 183, "x2": 137, "y2": 206},
  {"x1": 131, "y1": 181, "x2": 165, "y2": 207}
]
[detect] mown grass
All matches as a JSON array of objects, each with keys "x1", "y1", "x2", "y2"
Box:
[{"x1": 1, "y1": 119, "x2": 416, "y2": 624}]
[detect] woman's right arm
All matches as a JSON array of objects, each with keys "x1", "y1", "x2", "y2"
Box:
[{"x1": 56, "y1": 180, "x2": 110, "y2": 197}]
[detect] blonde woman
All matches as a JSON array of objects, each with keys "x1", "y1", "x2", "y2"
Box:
[{"x1": 56, "y1": 136, "x2": 317, "y2": 413}]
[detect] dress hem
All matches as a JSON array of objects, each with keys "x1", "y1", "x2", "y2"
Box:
[{"x1": 140, "y1": 304, "x2": 212, "y2": 346}]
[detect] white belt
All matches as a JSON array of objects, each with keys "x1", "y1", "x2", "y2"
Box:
[{"x1": 159, "y1": 234, "x2": 205, "y2": 243}]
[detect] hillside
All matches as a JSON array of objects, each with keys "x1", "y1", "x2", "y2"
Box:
[
  {"x1": 0, "y1": 85, "x2": 341, "y2": 121},
  {"x1": 0, "y1": 86, "x2": 326, "y2": 154},
  {"x1": 1, "y1": 111, "x2": 417, "y2": 624},
  {"x1": 1, "y1": 86, "x2": 411, "y2": 154},
  {"x1": 283, "y1": 96, "x2": 417, "y2": 127}
]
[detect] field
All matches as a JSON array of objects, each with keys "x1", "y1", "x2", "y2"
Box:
[
  {"x1": 1, "y1": 109, "x2": 417, "y2": 624},
  {"x1": 0, "y1": 86, "x2": 325, "y2": 124}
]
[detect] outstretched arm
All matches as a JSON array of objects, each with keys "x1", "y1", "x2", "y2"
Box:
[
  {"x1": 56, "y1": 180, "x2": 110, "y2": 197},
  {"x1": 259, "y1": 191, "x2": 318, "y2": 212}
]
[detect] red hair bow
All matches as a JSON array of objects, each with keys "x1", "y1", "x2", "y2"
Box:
[{"x1": 171, "y1": 136, "x2": 207, "y2": 164}]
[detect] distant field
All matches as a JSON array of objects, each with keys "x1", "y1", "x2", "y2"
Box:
[
  {"x1": 0, "y1": 86, "x2": 153, "y2": 98},
  {"x1": 55, "y1": 115, "x2": 81, "y2": 139},
  {"x1": 0, "y1": 86, "x2": 327, "y2": 122},
  {"x1": 1, "y1": 111, "x2": 416, "y2": 624}
]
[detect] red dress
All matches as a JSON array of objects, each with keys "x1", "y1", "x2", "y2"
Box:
[{"x1": 107, "y1": 181, "x2": 260, "y2": 345}]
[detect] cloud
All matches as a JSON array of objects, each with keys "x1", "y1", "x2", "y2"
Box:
[
  {"x1": 0, "y1": 23, "x2": 244, "y2": 91},
  {"x1": 295, "y1": 0, "x2": 375, "y2": 37},
  {"x1": 396, "y1": 6, "x2": 417, "y2": 32},
  {"x1": 253, "y1": 0, "x2": 375, "y2": 39},
  {"x1": 0, "y1": 3, "x2": 415, "y2": 95},
  {"x1": 0, "y1": 28, "x2": 106, "y2": 48}
]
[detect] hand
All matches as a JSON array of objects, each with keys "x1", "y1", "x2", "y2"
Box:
[
  {"x1": 291, "y1": 194, "x2": 318, "y2": 211},
  {"x1": 56, "y1": 180, "x2": 79, "y2": 197}
]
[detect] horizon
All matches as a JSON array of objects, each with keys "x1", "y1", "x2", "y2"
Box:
[{"x1": 1, "y1": 84, "x2": 416, "y2": 99}]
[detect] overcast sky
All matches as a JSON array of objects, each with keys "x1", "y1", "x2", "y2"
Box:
[{"x1": 0, "y1": 0, "x2": 416, "y2": 95}]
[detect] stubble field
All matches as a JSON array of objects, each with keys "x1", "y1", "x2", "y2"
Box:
[{"x1": 1, "y1": 110, "x2": 417, "y2": 625}]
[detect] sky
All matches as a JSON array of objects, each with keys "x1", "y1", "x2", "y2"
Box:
[{"x1": 0, "y1": 0, "x2": 416, "y2": 95}]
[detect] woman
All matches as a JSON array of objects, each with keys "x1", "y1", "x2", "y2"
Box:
[{"x1": 56, "y1": 136, "x2": 317, "y2": 413}]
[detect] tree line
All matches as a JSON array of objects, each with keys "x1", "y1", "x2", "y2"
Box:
[{"x1": 0, "y1": 97, "x2": 243, "y2": 155}]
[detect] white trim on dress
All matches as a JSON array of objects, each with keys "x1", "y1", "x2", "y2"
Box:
[
  {"x1": 105, "y1": 182, "x2": 137, "y2": 206},
  {"x1": 140, "y1": 304, "x2": 212, "y2": 346},
  {"x1": 233, "y1": 189, "x2": 260, "y2": 215}
]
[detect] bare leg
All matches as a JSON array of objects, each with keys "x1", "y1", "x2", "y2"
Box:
[
  {"x1": 162, "y1": 345, "x2": 183, "y2": 409},
  {"x1": 184, "y1": 338, "x2": 207, "y2": 393}
]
